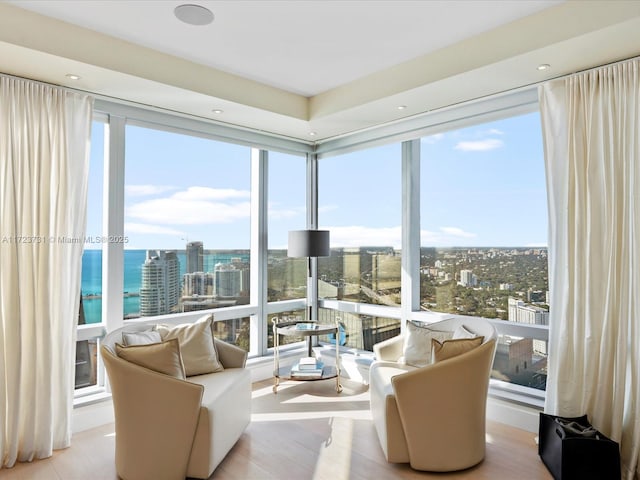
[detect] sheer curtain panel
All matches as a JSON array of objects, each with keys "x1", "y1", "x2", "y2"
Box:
[
  {"x1": 0, "y1": 76, "x2": 93, "y2": 468},
  {"x1": 540, "y1": 59, "x2": 640, "y2": 479}
]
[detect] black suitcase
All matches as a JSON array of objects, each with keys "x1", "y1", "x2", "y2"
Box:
[{"x1": 538, "y1": 413, "x2": 621, "y2": 480}]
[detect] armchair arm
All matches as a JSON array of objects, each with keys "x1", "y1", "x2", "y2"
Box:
[
  {"x1": 102, "y1": 346, "x2": 204, "y2": 480},
  {"x1": 391, "y1": 339, "x2": 496, "y2": 471},
  {"x1": 214, "y1": 338, "x2": 248, "y2": 368},
  {"x1": 373, "y1": 335, "x2": 404, "y2": 362}
]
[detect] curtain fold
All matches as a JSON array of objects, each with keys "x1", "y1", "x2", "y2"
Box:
[
  {"x1": 0, "y1": 76, "x2": 93, "y2": 468},
  {"x1": 540, "y1": 59, "x2": 640, "y2": 479}
]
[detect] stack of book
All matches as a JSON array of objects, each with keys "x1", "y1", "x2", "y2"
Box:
[{"x1": 290, "y1": 357, "x2": 324, "y2": 379}]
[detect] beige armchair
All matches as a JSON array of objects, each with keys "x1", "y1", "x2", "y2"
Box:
[
  {"x1": 101, "y1": 322, "x2": 251, "y2": 480},
  {"x1": 369, "y1": 317, "x2": 497, "y2": 472}
]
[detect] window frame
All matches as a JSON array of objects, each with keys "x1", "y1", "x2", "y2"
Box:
[{"x1": 75, "y1": 87, "x2": 548, "y2": 408}]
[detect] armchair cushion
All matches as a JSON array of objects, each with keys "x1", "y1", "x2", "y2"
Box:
[
  {"x1": 156, "y1": 315, "x2": 224, "y2": 376},
  {"x1": 401, "y1": 320, "x2": 453, "y2": 367},
  {"x1": 431, "y1": 336, "x2": 483, "y2": 363},
  {"x1": 115, "y1": 338, "x2": 186, "y2": 380}
]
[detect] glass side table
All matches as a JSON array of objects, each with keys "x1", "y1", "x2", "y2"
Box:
[{"x1": 272, "y1": 318, "x2": 342, "y2": 394}]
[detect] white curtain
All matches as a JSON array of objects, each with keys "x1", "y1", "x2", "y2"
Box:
[
  {"x1": 540, "y1": 59, "x2": 640, "y2": 479},
  {"x1": 0, "y1": 76, "x2": 93, "y2": 468}
]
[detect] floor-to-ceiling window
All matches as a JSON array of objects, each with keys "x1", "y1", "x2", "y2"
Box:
[
  {"x1": 318, "y1": 143, "x2": 402, "y2": 350},
  {"x1": 266, "y1": 151, "x2": 307, "y2": 347},
  {"x1": 122, "y1": 124, "x2": 252, "y2": 350},
  {"x1": 75, "y1": 119, "x2": 106, "y2": 390},
  {"x1": 420, "y1": 111, "x2": 549, "y2": 390},
  {"x1": 76, "y1": 90, "x2": 547, "y2": 406}
]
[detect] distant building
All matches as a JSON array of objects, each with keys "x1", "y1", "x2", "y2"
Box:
[
  {"x1": 460, "y1": 269, "x2": 477, "y2": 287},
  {"x1": 527, "y1": 288, "x2": 546, "y2": 303},
  {"x1": 186, "y1": 241, "x2": 204, "y2": 273},
  {"x1": 508, "y1": 297, "x2": 549, "y2": 355},
  {"x1": 499, "y1": 283, "x2": 514, "y2": 291},
  {"x1": 183, "y1": 271, "x2": 214, "y2": 296},
  {"x1": 140, "y1": 250, "x2": 180, "y2": 316},
  {"x1": 494, "y1": 335, "x2": 534, "y2": 378},
  {"x1": 214, "y1": 263, "x2": 242, "y2": 297},
  {"x1": 508, "y1": 297, "x2": 549, "y2": 325}
]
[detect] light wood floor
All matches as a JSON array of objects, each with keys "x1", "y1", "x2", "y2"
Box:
[{"x1": 2, "y1": 379, "x2": 552, "y2": 480}]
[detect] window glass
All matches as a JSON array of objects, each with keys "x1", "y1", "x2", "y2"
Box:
[
  {"x1": 123, "y1": 125, "x2": 251, "y2": 331},
  {"x1": 267, "y1": 309, "x2": 307, "y2": 348},
  {"x1": 318, "y1": 144, "x2": 402, "y2": 305},
  {"x1": 268, "y1": 152, "x2": 306, "y2": 302},
  {"x1": 76, "y1": 120, "x2": 104, "y2": 390},
  {"x1": 420, "y1": 112, "x2": 548, "y2": 390},
  {"x1": 213, "y1": 317, "x2": 250, "y2": 351},
  {"x1": 318, "y1": 308, "x2": 400, "y2": 351},
  {"x1": 80, "y1": 121, "x2": 105, "y2": 325}
]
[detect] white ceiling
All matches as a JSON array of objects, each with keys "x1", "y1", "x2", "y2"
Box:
[{"x1": 1, "y1": 1, "x2": 639, "y2": 142}]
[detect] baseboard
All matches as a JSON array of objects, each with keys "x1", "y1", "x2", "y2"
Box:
[
  {"x1": 72, "y1": 397, "x2": 114, "y2": 434},
  {"x1": 487, "y1": 396, "x2": 541, "y2": 433}
]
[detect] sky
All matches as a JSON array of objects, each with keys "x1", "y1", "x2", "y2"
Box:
[{"x1": 86, "y1": 111, "x2": 548, "y2": 251}]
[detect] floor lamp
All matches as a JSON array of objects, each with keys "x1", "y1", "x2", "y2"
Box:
[{"x1": 288, "y1": 230, "x2": 330, "y2": 323}]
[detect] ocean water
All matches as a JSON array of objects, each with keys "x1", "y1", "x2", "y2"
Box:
[{"x1": 81, "y1": 249, "x2": 249, "y2": 324}]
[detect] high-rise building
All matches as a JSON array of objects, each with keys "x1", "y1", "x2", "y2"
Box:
[
  {"x1": 460, "y1": 269, "x2": 477, "y2": 287},
  {"x1": 214, "y1": 263, "x2": 242, "y2": 297},
  {"x1": 140, "y1": 250, "x2": 180, "y2": 316},
  {"x1": 183, "y1": 271, "x2": 214, "y2": 296},
  {"x1": 186, "y1": 241, "x2": 204, "y2": 274}
]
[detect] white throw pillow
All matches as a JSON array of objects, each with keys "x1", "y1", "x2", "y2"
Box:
[
  {"x1": 402, "y1": 320, "x2": 453, "y2": 367},
  {"x1": 452, "y1": 324, "x2": 477, "y2": 340},
  {"x1": 155, "y1": 315, "x2": 223, "y2": 376}
]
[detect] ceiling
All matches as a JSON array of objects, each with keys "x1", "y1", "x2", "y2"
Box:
[{"x1": 1, "y1": 1, "x2": 639, "y2": 142}]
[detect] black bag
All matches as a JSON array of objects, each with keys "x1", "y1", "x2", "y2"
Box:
[{"x1": 538, "y1": 413, "x2": 621, "y2": 480}]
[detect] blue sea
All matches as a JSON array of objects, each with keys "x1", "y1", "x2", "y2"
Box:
[{"x1": 81, "y1": 249, "x2": 249, "y2": 324}]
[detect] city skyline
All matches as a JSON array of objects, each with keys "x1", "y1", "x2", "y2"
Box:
[{"x1": 85, "y1": 111, "x2": 547, "y2": 250}]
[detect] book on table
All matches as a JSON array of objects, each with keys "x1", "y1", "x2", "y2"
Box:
[
  {"x1": 291, "y1": 360, "x2": 324, "y2": 378},
  {"x1": 298, "y1": 357, "x2": 318, "y2": 370}
]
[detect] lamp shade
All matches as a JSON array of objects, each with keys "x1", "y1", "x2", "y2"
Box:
[{"x1": 288, "y1": 230, "x2": 330, "y2": 258}]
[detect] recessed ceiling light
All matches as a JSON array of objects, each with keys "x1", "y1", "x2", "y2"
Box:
[
  {"x1": 309, "y1": 132, "x2": 317, "y2": 136},
  {"x1": 174, "y1": 4, "x2": 214, "y2": 26},
  {"x1": 212, "y1": 109, "x2": 224, "y2": 114},
  {"x1": 397, "y1": 105, "x2": 407, "y2": 110},
  {"x1": 537, "y1": 64, "x2": 551, "y2": 71},
  {"x1": 66, "y1": 74, "x2": 81, "y2": 80}
]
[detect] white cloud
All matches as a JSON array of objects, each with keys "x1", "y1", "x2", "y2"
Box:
[
  {"x1": 485, "y1": 128, "x2": 504, "y2": 136},
  {"x1": 420, "y1": 226, "x2": 477, "y2": 246},
  {"x1": 126, "y1": 187, "x2": 251, "y2": 225},
  {"x1": 319, "y1": 204, "x2": 339, "y2": 213},
  {"x1": 268, "y1": 201, "x2": 304, "y2": 220},
  {"x1": 172, "y1": 186, "x2": 249, "y2": 201},
  {"x1": 125, "y1": 222, "x2": 185, "y2": 236},
  {"x1": 127, "y1": 198, "x2": 250, "y2": 225},
  {"x1": 125, "y1": 185, "x2": 176, "y2": 196},
  {"x1": 454, "y1": 138, "x2": 504, "y2": 152},
  {"x1": 326, "y1": 226, "x2": 402, "y2": 249},
  {"x1": 439, "y1": 226, "x2": 476, "y2": 238},
  {"x1": 324, "y1": 225, "x2": 478, "y2": 249},
  {"x1": 421, "y1": 133, "x2": 445, "y2": 144}
]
